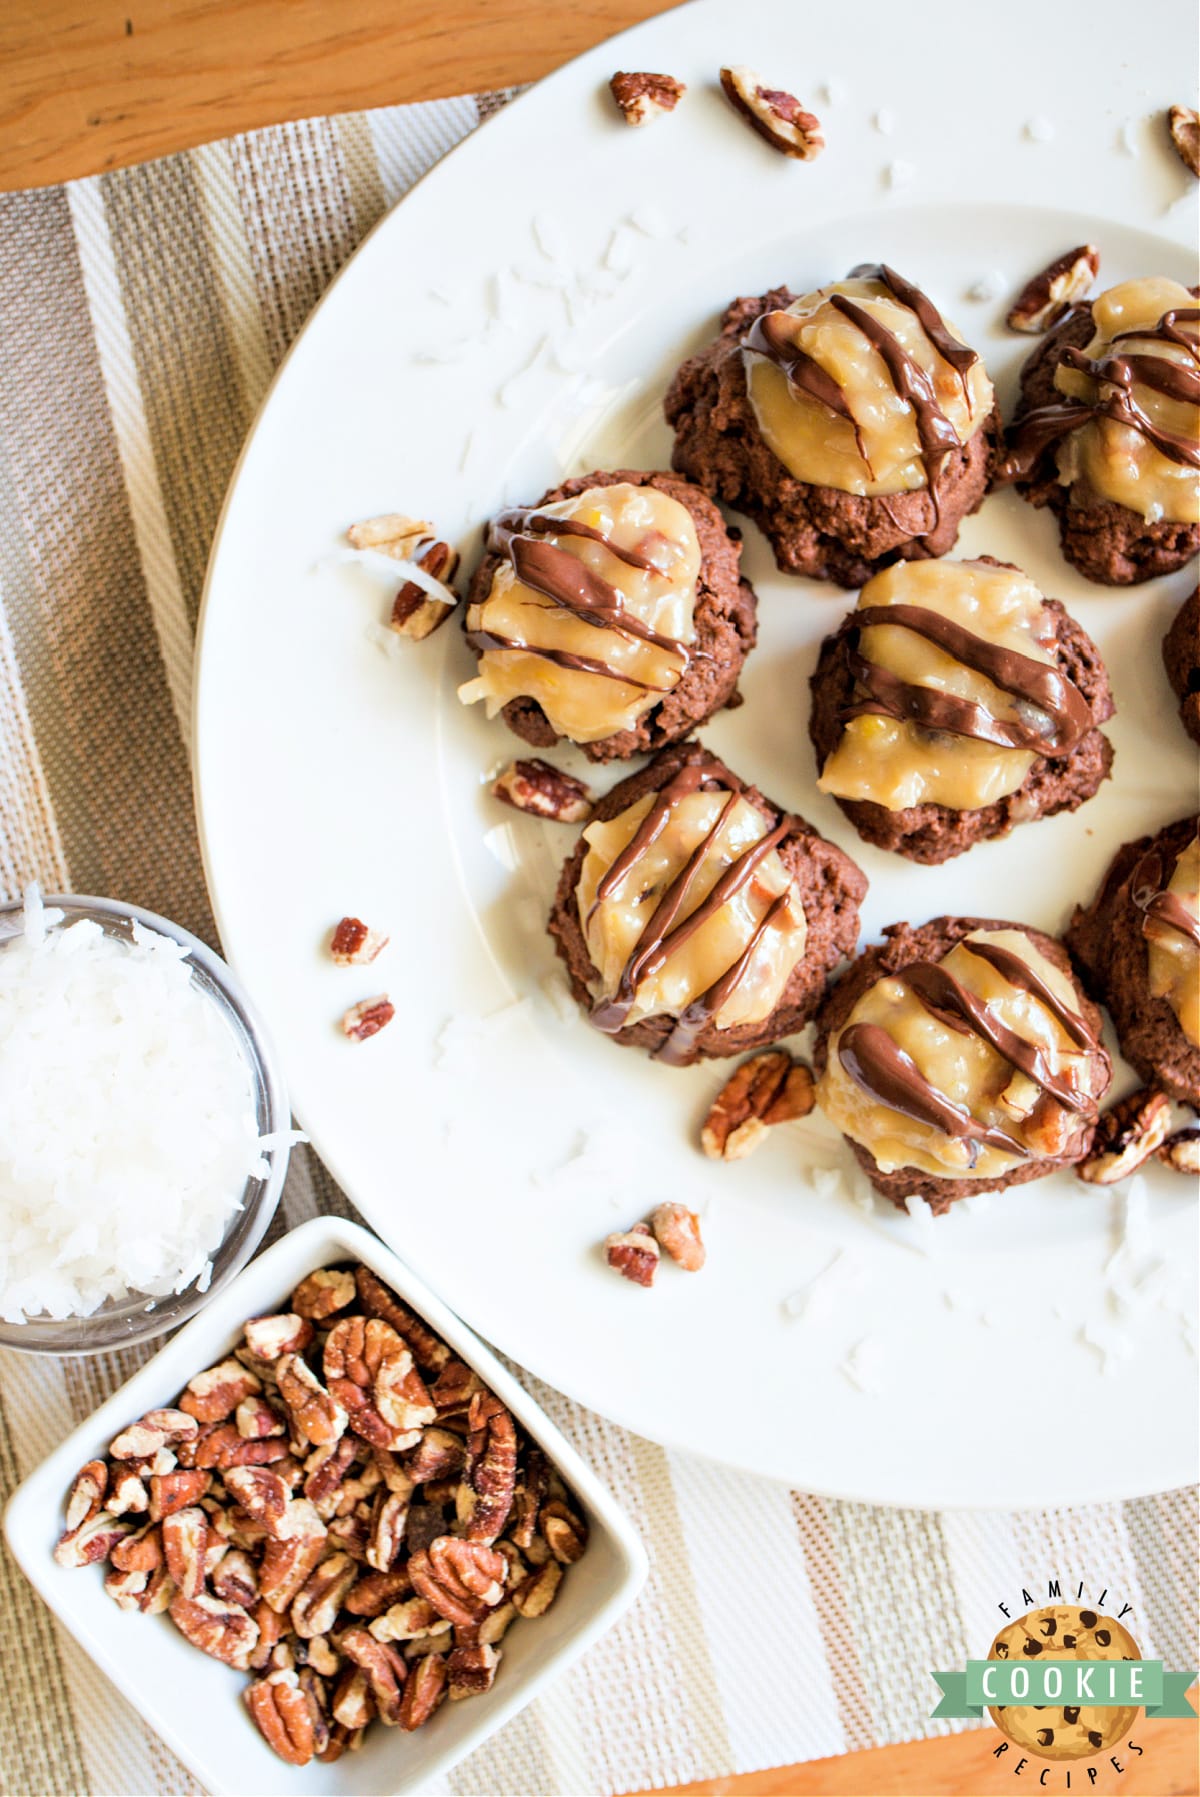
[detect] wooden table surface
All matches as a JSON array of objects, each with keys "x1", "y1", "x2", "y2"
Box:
[{"x1": 1, "y1": 3, "x2": 1197, "y2": 1793}]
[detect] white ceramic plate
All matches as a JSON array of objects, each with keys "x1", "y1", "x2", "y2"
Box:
[
  {"x1": 4, "y1": 1217, "x2": 648, "y2": 1796},
  {"x1": 194, "y1": 0, "x2": 1199, "y2": 1506}
]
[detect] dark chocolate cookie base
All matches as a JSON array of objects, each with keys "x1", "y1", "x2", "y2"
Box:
[
  {"x1": 664, "y1": 285, "x2": 999, "y2": 588},
  {"x1": 1010, "y1": 303, "x2": 1200, "y2": 586},
  {"x1": 1163, "y1": 586, "x2": 1200, "y2": 745},
  {"x1": 813, "y1": 916, "x2": 1106, "y2": 1212},
  {"x1": 1065, "y1": 815, "x2": 1200, "y2": 1110},
  {"x1": 465, "y1": 469, "x2": 756, "y2": 764},
  {"x1": 548, "y1": 740, "x2": 867, "y2": 1065},
  {"x1": 808, "y1": 584, "x2": 1115, "y2": 863}
]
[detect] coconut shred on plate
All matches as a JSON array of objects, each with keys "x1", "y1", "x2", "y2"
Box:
[{"x1": 0, "y1": 888, "x2": 270, "y2": 1324}]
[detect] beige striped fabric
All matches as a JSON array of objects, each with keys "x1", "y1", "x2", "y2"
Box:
[{"x1": 0, "y1": 93, "x2": 1195, "y2": 1797}]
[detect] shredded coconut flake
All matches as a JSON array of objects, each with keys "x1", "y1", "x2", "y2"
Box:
[
  {"x1": 1024, "y1": 115, "x2": 1056, "y2": 142},
  {"x1": 966, "y1": 270, "x2": 1007, "y2": 302},
  {"x1": 884, "y1": 158, "x2": 916, "y2": 189},
  {"x1": 0, "y1": 892, "x2": 285, "y2": 1324},
  {"x1": 841, "y1": 1335, "x2": 890, "y2": 1393},
  {"x1": 782, "y1": 1247, "x2": 867, "y2": 1324},
  {"x1": 873, "y1": 107, "x2": 896, "y2": 135},
  {"x1": 815, "y1": 77, "x2": 847, "y2": 106}
]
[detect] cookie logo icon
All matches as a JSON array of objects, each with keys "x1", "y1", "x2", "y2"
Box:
[{"x1": 988, "y1": 1605, "x2": 1140, "y2": 1762}]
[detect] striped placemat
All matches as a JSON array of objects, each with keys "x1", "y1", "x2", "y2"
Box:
[{"x1": 0, "y1": 89, "x2": 1195, "y2": 1797}]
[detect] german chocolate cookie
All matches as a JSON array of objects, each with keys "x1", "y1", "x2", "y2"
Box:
[
  {"x1": 1066, "y1": 815, "x2": 1200, "y2": 1109},
  {"x1": 665, "y1": 265, "x2": 999, "y2": 586},
  {"x1": 814, "y1": 916, "x2": 1111, "y2": 1211},
  {"x1": 548, "y1": 741, "x2": 866, "y2": 1066},
  {"x1": 1163, "y1": 585, "x2": 1200, "y2": 743},
  {"x1": 809, "y1": 557, "x2": 1114, "y2": 863},
  {"x1": 459, "y1": 469, "x2": 755, "y2": 762},
  {"x1": 998, "y1": 278, "x2": 1200, "y2": 585}
]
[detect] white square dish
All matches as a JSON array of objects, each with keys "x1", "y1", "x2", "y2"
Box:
[{"x1": 4, "y1": 1215, "x2": 648, "y2": 1795}]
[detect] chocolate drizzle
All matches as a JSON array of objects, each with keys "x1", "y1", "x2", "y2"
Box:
[
  {"x1": 837, "y1": 601, "x2": 1093, "y2": 755},
  {"x1": 836, "y1": 932, "x2": 1106, "y2": 1164},
  {"x1": 1131, "y1": 839, "x2": 1200, "y2": 948},
  {"x1": 585, "y1": 756, "x2": 802, "y2": 1064},
  {"x1": 467, "y1": 501, "x2": 693, "y2": 691},
  {"x1": 997, "y1": 305, "x2": 1200, "y2": 485},
  {"x1": 742, "y1": 265, "x2": 982, "y2": 533}
]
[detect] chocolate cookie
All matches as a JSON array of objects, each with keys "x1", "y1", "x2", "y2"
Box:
[
  {"x1": 813, "y1": 916, "x2": 1110, "y2": 1211},
  {"x1": 809, "y1": 557, "x2": 1115, "y2": 863},
  {"x1": 665, "y1": 266, "x2": 999, "y2": 587},
  {"x1": 1163, "y1": 585, "x2": 1200, "y2": 743},
  {"x1": 998, "y1": 280, "x2": 1200, "y2": 585},
  {"x1": 548, "y1": 741, "x2": 866, "y2": 1066},
  {"x1": 988, "y1": 1606, "x2": 1140, "y2": 1762},
  {"x1": 460, "y1": 469, "x2": 755, "y2": 763},
  {"x1": 1066, "y1": 815, "x2": 1200, "y2": 1109}
]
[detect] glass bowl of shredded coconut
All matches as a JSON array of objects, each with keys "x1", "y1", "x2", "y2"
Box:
[{"x1": 0, "y1": 888, "x2": 295, "y2": 1352}]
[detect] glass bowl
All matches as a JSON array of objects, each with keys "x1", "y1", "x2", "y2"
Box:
[{"x1": 0, "y1": 894, "x2": 292, "y2": 1355}]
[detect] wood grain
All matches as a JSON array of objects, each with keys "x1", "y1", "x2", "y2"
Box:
[
  {"x1": 1, "y1": 5, "x2": 1196, "y2": 1796},
  {"x1": 0, "y1": 0, "x2": 674, "y2": 189}
]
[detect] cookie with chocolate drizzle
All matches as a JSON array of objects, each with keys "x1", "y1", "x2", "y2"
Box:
[
  {"x1": 665, "y1": 266, "x2": 1000, "y2": 586},
  {"x1": 997, "y1": 277, "x2": 1200, "y2": 584},
  {"x1": 1163, "y1": 585, "x2": 1200, "y2": 744},
  {"x1": 809, "y1": 557, "x2": 1114, "y2": 863},
  {"x1": 1066, "y1": 814, "x2": 1200, "y2": 1109},
  {"x1": 460, "y1": 469, "x2": 756, "y2": 761},
  {"x1": 548, "y1": 741, "x2": 866, "y2": 1065},
  {"x1": 813, "y1": 916, "x2": 1111, "y2": 1211}
]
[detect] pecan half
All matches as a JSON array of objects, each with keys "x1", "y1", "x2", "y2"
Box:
[
  {"x1": 54, "y1": 1511, "x2": 133, "y2": 1568},
  {"x1": 1168, "y1": 104, "x2": 1200, "y2": 178},
  {"x1": 447, "y1": 1642, "x2": 500, "y2": 1701},
  {"x1": 1007, "y1": 244, "x2": 1100, "y2": 334},
  {"x1": 292, "y1": 1551, "x2": 358, "y2": 1638},
  {"x1": 179, "y1": 1359, "x2": 263, "y2": 1423},
  {"x1": 169, "y1": 1590, "x2": 259, "y2": 1669},
  {"x1": 397, "y1": 1653, "x2": 448, "y2": 1731},
  {"x1": 246, "y1": 1669, "x2": 319, "y2": 1766},
  {"x1": 720, "y1": 66, "x2": 823, "y2": 160},
  {"x1": 161, "y1": 1507, "x2": 208, "y2": 1599},
  {"x1": 64, "y1": 1460, "x2": 108, "y2": 1531},
  {"x1": 492, "y1": 758, "x2": 593, "y2": 823},
  {"x1": 110, "y1": 1409, "x2": 198, "y2": 1460},
  {"x1": 649, "y1": 1202, "x2": 706, "y2": 1272},
  {"x1": 324, "y1": 1316, "x2": 431, "y2": 1447},
  {"x1": 512, "y1": 1558, "x2": 562, "y2": 1619},
  {"x1": 148, "y1": 1469, "x2": 210, "y2": 1522},
  {"x1": 328, "y1": 919, "x2": 389, "y2": 969},
  {"x1": 276, "y1": 1353, "x2": 348, "y2": 1448},
  {"x1": 609, "y1": 70, "x2": 686, "y2": 127},
  {"x1": 293, "y1": 1267, "x2": 357, "y2": 1320},
  {"x1": 408, "y1": 1538, "x2": 505, "y2": 1627},
  {"x1": 338, "y1": 1627, "x2": 407, "y2": 1725},
  {"x1": 604, "y1": 1223, "x2": 659, "y2": 1287},
  {"x1": 459, "y1": 1391, "x2": 517, "y2": 1544},
  {"x1": 701, "y1": 1050, "x2": 813, "y2": 1159},
  {"x1": 1159, "y1": 1127, "x2": 1200, "y2": 1175},
  {"x1": 260, "y1": 1528, "x2": 329, "y2": 1614},
  {"x1": 1077, "y1": 1089, "x2": 1172, "y2": 1184},
  {"x1": 355, "y1": 1265, "x2": 451, "y2": 1375},
  {"x1": 212, "y1": 1547, "x2": 260, "y2": 1609},
  {"x1": 340, "y1": 997, "x2": 395, "y2": 1042}
]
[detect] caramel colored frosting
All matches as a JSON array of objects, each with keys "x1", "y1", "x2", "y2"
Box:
[
  {"x1": 576, "y1": 759, "x2": 807, "y2": 1062},
  {"x1": 1139, "y1": 830, "x2": 1200, "y2": 1047},
  {"x1": 1053, "y1": 278, "x2": 1200, "y2": 525},
  {"x1": 817, "y1": 928, "x2": 1108, "y2": 1180},
  {"x1": 818, "y1": 559, "x2": 1092, "y2": 813},
  {"x1": 742, "y1": 264, "x2": 994, "y2": 498},
  {"x1": 460, "y1": 483, "x2": 701, "y2": 744}
]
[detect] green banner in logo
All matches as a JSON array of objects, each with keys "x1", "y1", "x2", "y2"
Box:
[{"x1": 931, "y1": 1661, "x2": 1198, "y2": 1720}]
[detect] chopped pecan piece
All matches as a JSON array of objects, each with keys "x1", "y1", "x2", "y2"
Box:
[
  {"x1": 1159, "y1": 1127, "x2": 1200, "y2": 1175},
  {"x1": 305, "y1": 1435, "x2": 360, "y2": 1509},
  {"x1": 105, "y1": 1563, "x2": 174, "y2": 1614},
  {"x1": 331, "y1": 1666, "x2": 376, "y2": 1731},
  {"x1": 1077, "y1": 1089, "x2": 1172, "y2": 1184},
  {"x1": 110, "y1": 1409, "x2": 198, "y2": 1460},
  {"x1": 369, "y1": 1596, "x2": 451, "y2": 1643},
  {"x1": 1168, "y1": 104, "x2": 1200, "y2": 177},
  {"x1": 276, "y1": 1352, "x2": 348, "y2": 1448},
  {"x1": 248, "y1": 1599, "x2": 289, "y2": 1671},
  {"x1": 109, "y1": 1521, "x2": 163, "y2": 1574},
  {"x1": 1007, "y1": 244, "x2": 1100, "y2": 333},
  {"x1": 292, "y1": 1551, "x2": 358, "y2": 1638},
  {"x1": 609, "y1": 69, "x2": 686, "y2": 127},
  {"x1": 476, "y1": 1598, "x2": 518, "y2": 1645},
  {"x1": 65, "y1": 1460, "x2": 108, "y2": 1531},
  {"x1": 54, "y1": 1511, "x2": 133, "y2": 1569},
  {"x1": 346, "y1": 1567, "x2": 413, "y2": 1618},
  {"x1": 459, "y1": 1391, "x2": 517, "y2": 1544},
  {"x1": 447, "y1": 1642, "x2": 500, "y2": 1700},
  {"x1": 338, "y1": 1627, "x2": 407, "y2": 1725},
  {"x1": 512, "y1": 1558, "x2": 562, "y2": 1619},
  {"x1": 539, "y1": 1497, "x2": 588, "y2": 1564},
  {"x1": 243, "y1": 1313, "x2": 314, "y2": 1362},
  {"x1": 246, "y1": 1669, "x2": 319, "y2": 1766},
  {"x1": 148, "y1": 1469, "x2": 210, "y2": 1523},
  {"x1": 430, "y1": 1359, "x2": 485, "y2": 1420},
  {"x1": 235, "y1": 1395, "x2": 287, "y2": 1440},
  {"x1": 329, "y1": 919, "x2": 389, "y2": 968},
  {"x1": 161, "y1": 1507, "x2": 208, "y2": 1599},
  {"x1": 720, "y1": 66, "x2": 823, "y2": 160},
  {"x1": 402, "y1": 1428, "x2": 466, "y2": 1484},
  {"x1": 169, "y1": 1590, "x2": 259, "y2": 1669},
  {"x1": 510, "y1": 1448, "x2": 548, "y2": 1552},
  {"x1": 179, "y1": 1359, "x2": 263, "y2": 1423},
  {"x1": 340, "y1": 997, "x2": 395, "y2": 1042},
  {"x1": 492, "y1": 758, "x2": 593, "y2": 824},
  {"x1": 223, "y1": 1466, "x2": 293, "y2": 1537},
  {"x1": 355, "y1": 1266, "x2": 451, "y2": 1375},
  {"x1": 701, "y1": 1050, "x2": 813, "y2": 1159},
  {"x1": 293, "y1": 1267, "x2": 357, "y2": 1320},
  {"x1": 366, "y1": 1488, "x2": 409, "y2": 1571},
  {"x1": 604, "y1": 1223, "x2": 659, "y2": 1287},
  {"x1": 391, "y1": 540, "x2": 460, "y2": 641},
  {"x1": 397, "y1": 1652, "x2": 448, "y2": 1731},
  {"x1": 107, "y1": 1465, "x2": 149, "y2": 1516},
  {"x1": 260, "y1": 1528, "x2": 329, "y2": 1614},
  {"x1": 649, "y1": 1202, "x2": 706, "y2": 1272},
  {"x1": 211, "y1": 1547, "x2": 260, "y2": 1610}
]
